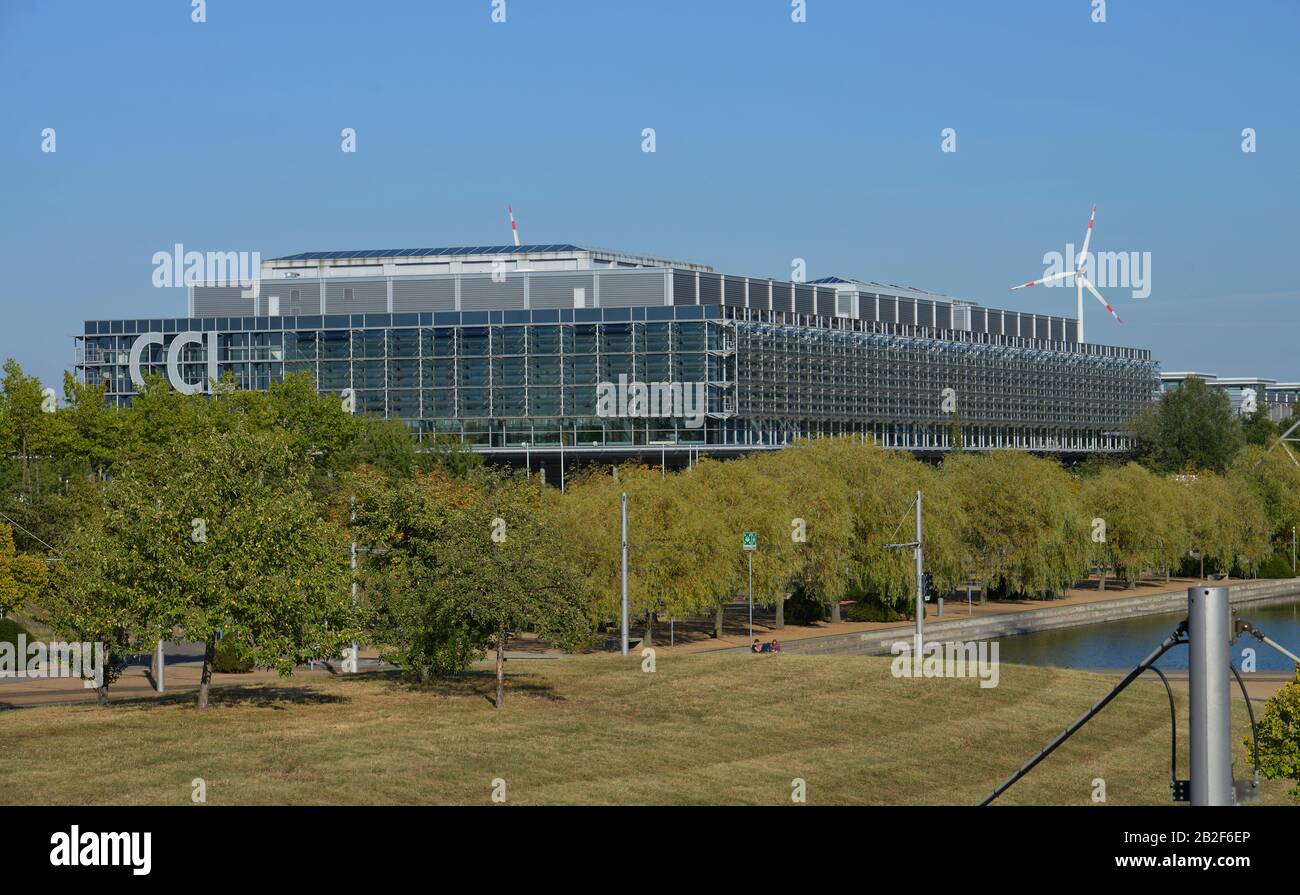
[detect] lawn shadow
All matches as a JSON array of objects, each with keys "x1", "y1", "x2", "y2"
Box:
[
  {"x1": 376, "y1": 668, "x2": 565, "y2": 705},
  {"x1": 107, "y1": 684, "x2": 350, "y2": 711}
]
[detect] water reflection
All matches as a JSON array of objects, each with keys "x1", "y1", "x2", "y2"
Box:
[{"x1": 992, "y1": 598, "x2": 1300, "y2": 671}]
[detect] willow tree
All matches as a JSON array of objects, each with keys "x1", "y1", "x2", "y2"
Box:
[
  {"x1": 555, "y1": 463, "x2": 731, "y2": 647},
  {"x1": 944, "y1": 451, "x2": 1088, "y2": 598},
  {"x1": 772, "y1": 439, "x2": 964, "y2": 618},
  {"x1": 690, "y1": 455, "x2": 799, "y2": 632},
  {"x1": 762, "y1": 440, "x2": 857, "y2": 623},
  {"x1": 1237, "y1": 445, "x2": 1300, "y2": 552},
  {"x1": 1080, "y1": 463, "x2": 1187, "y2": 589}
]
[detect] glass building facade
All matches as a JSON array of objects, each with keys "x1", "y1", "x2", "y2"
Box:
[{"x1": 76, "y1": 305, "x2": 1158, "y2": 455}]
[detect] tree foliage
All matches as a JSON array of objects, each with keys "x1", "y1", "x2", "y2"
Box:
[
  {"x1": 1130, "y1": 377, "x2": 1242, "y2": 473},
  {"x1": 1251, "y1": 669, "x2": 1300, "y2": 802}
]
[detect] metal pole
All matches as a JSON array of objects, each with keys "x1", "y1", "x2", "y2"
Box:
[
  {"x1": 1188, "y1": 585, "x2": 1232, "y2": 806},
  {"x1": 748, "y1": 550, "x2": 754, "y2": 645},
  {"x1": 349, "y1": 499, "x2": 358, "y2": 673},
  {"x1": 1292, "y1": 525, "x2": 1296, "y2": 575},
  {"x1": 155, "y1": 639, "x2": 165, "y2": 693},
  {"x1": 620, "y1": 492, "x2": 629, "y2": 656},
  {"x1": 914, "y1": 490, "x2": 924, "y2": 658}
]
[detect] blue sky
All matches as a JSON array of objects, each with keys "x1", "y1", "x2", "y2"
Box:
[{"x1": 2, "y1": 0, "x2": 1297, "y2": 388}]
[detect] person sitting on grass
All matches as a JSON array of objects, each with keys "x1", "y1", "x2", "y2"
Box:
[
  {"x1": 760, "y1": 641, "x2": 772, "y2": 653},
  {"x1": 751, "y1": 638, "x2": 761, "y2": 653},
  {"x1": 769, "y1": 639, "x2": 781, "y2": 653}
]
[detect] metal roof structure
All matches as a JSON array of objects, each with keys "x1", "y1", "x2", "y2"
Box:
[{"x1": 271, "y1": 244, "x2": 588, "y2": 261}]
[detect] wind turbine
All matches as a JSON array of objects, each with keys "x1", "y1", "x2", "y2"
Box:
[{"x1": 1010, "y1": 204, "x2": 1122, "y2": 343}]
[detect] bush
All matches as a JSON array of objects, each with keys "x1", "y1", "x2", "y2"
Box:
[
  {"x1": 0, "y1": 617, "x2": 32, "y2": 649},
  {"x1": 1255, "y1": 553, "x2": 1297, "y2": 579},
  {"x1": 1250, "y1": 670, "x2": 1300, "y2": 802},
  {"x1": 211, "y1": 635, "x2": 254, "y2": 674},
  {"x1": 846, "y1": 598, "x2": 909, "y2": 622},
  {"x1": 783, "y1": 587, "x2": 828, "y2": 625}
]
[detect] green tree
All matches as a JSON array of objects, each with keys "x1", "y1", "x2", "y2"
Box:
[
  {"x1": 1250, "y1": 669, "x2": 1300, "y2": 802},
  {"x1": 1241, "y1": 410, "x2": 1277, "y2": 447},
  {"x1": 41, "y1": 520, "x2": 136, "y2": 703},
  {"x1": 61, "y1": 417, "x2": 357, "y2": 708},
  {"x1": 945, "y1": 451, "x2": 1087, "y2": 598},
  {"x1": 0, "y1": 359, "x2": 57, "y2": 497},
  {"x1": 691, "y1": 455, "x2": 799, "y2": 632},
  {"x1": 0, "y1": 521, "x2": 46, "y2": 617},
  {"x1": 1130, "y1": 377, "x2": 1242, "y2": 473},
  {"x1": 1081, "y1": 464, "x2": 1187, "y2": 589},
  {"x1": 354, "y1": 467, "x2": 589, "y2": 706},
  {"x1": 1182, "y1": 471, "x2": 1271, "y2": 579}
]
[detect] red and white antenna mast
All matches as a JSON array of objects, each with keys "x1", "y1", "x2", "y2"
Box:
[{"x1": 508, "y1": 205, "x2": 521, "y2": 247}]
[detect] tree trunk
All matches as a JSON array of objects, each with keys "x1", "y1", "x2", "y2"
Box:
[
  {"x1": 1200, "y1": 556, "x2": 1205, "y2": 580},
  {"x1": 830, "y1": 600, "x2": 841, "y2": 624},
  {"x1": 713, "y1": 605, "x2": 724, "y2": 639},
  {"x1": 644, "y1": 612, "x2": 654, "y2": 648},
  {"x1": 775, "y1": 594, "x2": 785, "y2": 630},
  {"x1": 494, "y1": 628, "x2": 507, "y2": 709},
  {"x1": 197, "y1": 639, "x2": 215, "y2": 710},
  {"x1": 1099, "y1": 569, "x2": 1106, "y2": 592}
]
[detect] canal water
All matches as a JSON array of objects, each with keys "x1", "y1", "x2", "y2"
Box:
[{"x1": 991, "y1": 597, "x2": 1300, "y2": 671}]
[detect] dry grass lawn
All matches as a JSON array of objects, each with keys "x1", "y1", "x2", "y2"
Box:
[{"x1": 0, "y1": 651, "x2": 1290, "y2": 805}]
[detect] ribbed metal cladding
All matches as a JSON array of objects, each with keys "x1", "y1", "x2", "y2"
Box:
[
  {"x1": 814, "y1": 288, "x2": 835, "y2": 317},
  {"x1": 748, "y1": 279, "x2": 771, "y2": 311},
  {"x1": 971, "y1": 307, "x2": 987, "y2": 333},
  {"x1": 1034, "y1": 315, "x2": 1047, "y2": 340},
  {"x1": 859, "y1": 292, "x2": 878, "y2": 321},
  {"x1": 1065, "y1": 319, "x2": 1079, "y2": 342},
  {"x1": 529, "y1": 273, "x2": 595, "y2": 309},
  {"x1": 897, "y1": 298, "x2": 915, "y2": 325},
  {"x1": 460, "y1": 276, "x2": 525, "y2": 310},
  {"x1": 935, "y1": 304, "x2": 951, "y2": 330},
  {"x1": 794, "y1": 285, "x2": 814, "y2": 315},
  {"x1": 916, "y1": 300, "x2": 934, "y2": 328},
  {"x1": 771, "y1": 282, "x2": 793, "y2": 313},
  {"x1": 723, "y1": 276, "x2": 746, "y2": 307},
  {"x1": 699, "y1": 272, "x2": 722, "y2": 305},
  {"x1": 1050, "y1": 317, "x2": 1064, "y2": 341},
  {"x1": 262, "y1": 280, "x2": 321, "y2": 315},
  {"x1": 192, "y1": 286, "x2": 254, "y2": 316},
  {"x1": 672, "y1": 270, "x2": 697, "y2": 305},
  {"x1": 879, "y1": 296, "x2": 896, "y2": 323},
  {"x1": 598, "y1": 269, "x2": 668, "y2": 307},
  {"x1": 325, "y1": 278, "x2": 387, "y2": 313},
  {"x1": 392, "y1": 277, "x2": 455, "y2": 312}
]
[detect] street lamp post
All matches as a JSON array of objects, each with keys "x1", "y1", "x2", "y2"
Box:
[{"x1": 620, "y1": 492, "x2": 629, "y2": 656}]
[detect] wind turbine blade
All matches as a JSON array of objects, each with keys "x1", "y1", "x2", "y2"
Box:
[
  {"x1": 1079, "y1": 275, "x2": 1123, "y2": 324},
  {"x1": 1011, "y1": 269, "x2": 1077, "y2": 290},
  {"x1": 1078, "y1": 204, "x2": 1096, "y2": 268}
]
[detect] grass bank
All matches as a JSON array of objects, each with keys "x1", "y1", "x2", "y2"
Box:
[{"x1": 0, "y1": 652, "x2": 1287, "y2": 805}]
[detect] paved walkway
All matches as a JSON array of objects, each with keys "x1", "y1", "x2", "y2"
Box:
[{"x1": 4, "y1": 576, "x2": 1294, "y2": 708}]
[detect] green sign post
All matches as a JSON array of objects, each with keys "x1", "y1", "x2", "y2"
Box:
[{"x1": 742, "y1": 532, "x2": 757, "y2": 644}]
